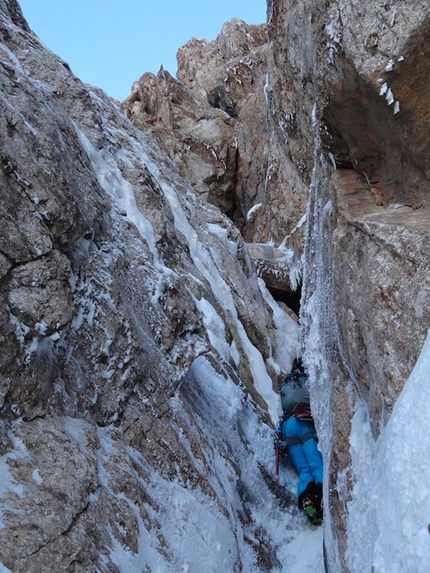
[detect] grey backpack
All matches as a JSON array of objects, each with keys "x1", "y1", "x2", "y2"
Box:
[{"x1": 279, "y1": 370, "x2": 311, "y2": 419}]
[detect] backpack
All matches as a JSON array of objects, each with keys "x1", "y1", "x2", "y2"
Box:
[{"x1": 278, "y1": 369, "x2": 311, "y2": 418}]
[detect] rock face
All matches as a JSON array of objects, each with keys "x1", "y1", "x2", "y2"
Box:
[
  {"x1": 2, "y1": 0, "x2": 430, "y2": 571},
  {"x1": 122, "y1": 19, "x2": 308, "y2": 254},
  {"x1": 264, "y1": 0, "x2": 430, "y2": 569},
  {"x1": 0, "y1": 3, "x2": 302, "y2": 572}
]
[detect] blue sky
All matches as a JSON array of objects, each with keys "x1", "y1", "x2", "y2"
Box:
[{"x1": 18, "y1": 0, "x2": 266, "y2": 101}]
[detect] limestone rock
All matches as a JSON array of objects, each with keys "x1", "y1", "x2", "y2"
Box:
[
  {"x1": 123, "y1": 68, "x2": 238, "y2": 218},
  {"x1": 0, "y1": 418, "x2": 99, "y2": 573},
  {"x1": 123, "y1": 19, "x2": 307, "y2": 251},
  {"x1": 7, "y1": 250, "x2": 74, "y2": 337},
  {"x1": 3, "y1": 0, "x2": 429, "y2": 570},
  {"x1": 0, "y1": 4, "x2": 300, "y2": 572}
]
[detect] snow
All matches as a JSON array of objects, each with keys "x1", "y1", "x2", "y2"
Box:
[
  {"x1": 379, "y1": 83, "x2": 388, "y2": 96},
  {"x1": 0, "y1": 104, "x2": 322, "y2": 570},
  {"x1": 415, "y1": 291, "x2": 427, "y2": 319},
  {"x1": 193, "y1": 296, "x2": 230, "y2": 361},
  {"x1": 247, "y1": 203, "x2": 263, "y2": 221},
  {"x1": 386, "y1": 88, "x2": 394, "y2": 105},
  {"x1": 75, "y1": 127, "x2": 159, "y2": 264},
  {"x1": 385, "y1": 59, "x2": 395, "y2": 72},
  {"x1": 258, "y1": 277, "x2": 300, "y2": 375},
  {"x1": 0, "y1": 431, "x2": 27, "y2": 529},
  {"x1": 31, "y1": 469, "x2": 43, "y2": 485},
  {"x1": 312, "y1": 103, "x2": 318, "y2": 127}
]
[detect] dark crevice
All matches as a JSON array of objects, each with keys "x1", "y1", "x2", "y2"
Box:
[
  {"x1": 207, "y1": 88, "x2": 238, "y2": 119},
  {"x1": 268, "y1": 283, "x2": 302, "y2": 317}
]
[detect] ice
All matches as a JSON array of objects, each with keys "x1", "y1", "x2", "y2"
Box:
[
  {"x1": 379, "y1": 82, "x2": 388, "y2": 96},
  {"x1": 93, "y1": 355, "x2": 324, "y2": 572},
  {"x1": 246, "y1": 203, "x2": 262, "y2": 221},
  {"x1": 386, "y1": 88, "x2": 394, "y2": 105},
  {"x1": 0, "y1": 430, "x2": 28, "y2": 529},
  {"x1": 385, "y1": 59, "x2": 394, "y2": 72},
  {"x1": 346, "y1": 331, "x2": 430, "y2": 572},
  {"x1": 75, "y1": 127, "x2": 159, "y2": 263},
  {"x1": 258, "y1": 278, "x2": 300, "y2": 375},
  {"x1": 32, "y1": 469, "x2": 43, "y2": 485},
  {"x1": 194, "y1": 296, "x2": 230, "y2": 362}
]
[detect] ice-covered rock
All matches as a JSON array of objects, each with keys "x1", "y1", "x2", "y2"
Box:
[
  {"x1": 265, "y1": 0, "x2": 430, "y2": 568},
  {"x1": 0, "y1": 3, "x2": 305, "y2": 572}
]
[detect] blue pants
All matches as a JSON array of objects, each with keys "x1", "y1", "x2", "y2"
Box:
[{"x1": 283, "y1": 417, "x2": 323, "y2": 498}]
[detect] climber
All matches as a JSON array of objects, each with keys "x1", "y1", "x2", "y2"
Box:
[{"x1": 276, "y1": 358, "x2": 323, "y2": 525}]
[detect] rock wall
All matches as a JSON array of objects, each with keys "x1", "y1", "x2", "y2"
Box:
[
  {"x1": 123, "y1": 9, "x2": 430, "y2": 567},
  {"x1": 0, "y1": 2, "x2": 301, "y2": 571},
  {"x1": 2, "y1": 0, "x2": 430, "y2": 570},
  {"x1": 103, "y1": 1, "x2": 430, "y2": 568},
  {"x1": 122, "y1": 18, "x2": 308, "y2": 255},
  {"x1": 265, "y1": 0, "x2": 430, "y2": 569}
]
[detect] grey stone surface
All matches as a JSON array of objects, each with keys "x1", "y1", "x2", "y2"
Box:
[{"x1": 0, "y1": 3, "x2": 295, "y2": 571}]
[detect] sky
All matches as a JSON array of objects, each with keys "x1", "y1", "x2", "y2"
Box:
[{"x1": 18, "y1": 0, "x2": 267, "y2": 101}]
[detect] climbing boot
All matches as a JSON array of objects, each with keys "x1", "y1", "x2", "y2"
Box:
[
  {"x1": 315, "y1": 482, "x2": 324, "y2": 520},
  {"x1": 302, "y1": 497, "x2": 322, "y2": 526}
]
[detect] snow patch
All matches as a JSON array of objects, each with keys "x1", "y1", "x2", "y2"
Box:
[
  {"x1": 0, "y1": 429, "x2": 28, "y2": 528},
  {"x1": 75, "y1": 127, "x2": 159, "y2": 263},
  {"x1": 385, "y1": 59, "x2": 395, "y2": 72},
  {"x1": 258, "y1": 278, "x2": 300, "y2": 376},
  {"x1": 415, "y1": 290, "x2": 427, "y2": 319},
  {"x1": 32, "y1": 469, "x2": 43, "y2": 485},
  {"x1": 246, "y1": 203, "x2": 262, "y2": 221}
]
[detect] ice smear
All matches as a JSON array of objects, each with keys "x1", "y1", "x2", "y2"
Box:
[
  {"x1": 75, "y1": 127, "x2": 159, "y2": 263},
  {"x1": 64, "y1": 117, "x2": 324, "y2": 568},
  {"x1": 386, "y1": 88, "x2": 394, "y2": 105},
  {"x1": 95, "y1": 355, "x2": 323, "y2": 573},
  {"x1": 0, "y1": 430, "x2": 28, "y2": 528},
  {"x1": 32, "y1": 469, "x2": 43, "y2": 485},
  {"x1": 193, "y1": 296, "x2": 230, "y2": 362},
  {"x1": 379, "y1": 82, "x2": 388, "y2": 96},
  {"x1": 346, "y1": 330, "x2": 430, "y2": 573},
  {"x1": 137, "y1": 152, "x2": 280, "y2": 423},
  {"x1": 258, "y1": 277, "x2": 300, "y2": 375},
  {"x1": 246, "y1": 203, "x2": 262, "y2": 220}
]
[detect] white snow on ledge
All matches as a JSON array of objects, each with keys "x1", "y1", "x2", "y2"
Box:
[{"x1": 246, "y1": 203, "x2": 262, "y2": 221}]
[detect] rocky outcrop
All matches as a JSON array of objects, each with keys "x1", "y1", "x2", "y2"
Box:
[
  {"x1": 122, "y1": 19, "x2": 308, "y2": 255},
  {"x1": 265, "y1": 0, "x2": 430, "y2": 569}
]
